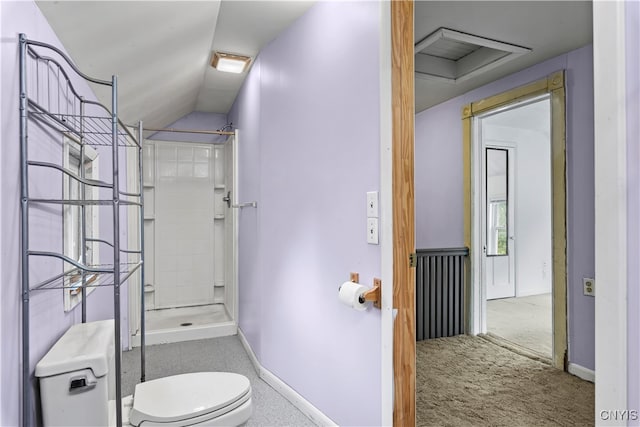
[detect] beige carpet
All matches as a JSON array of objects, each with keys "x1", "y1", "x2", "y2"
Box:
[{"x1": 417, "y1": 335, "x2": 594, "y2": 427}]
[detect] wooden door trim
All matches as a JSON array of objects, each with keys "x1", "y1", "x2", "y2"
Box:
[
  {"x1": 392, "y1": 1, "x2": 415, "y2": 425},
  {"x1": 461, "y1": 71, "x2": 567, "y2": 369}
]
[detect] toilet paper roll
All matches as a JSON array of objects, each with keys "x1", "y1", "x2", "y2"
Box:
[{"x1": 338, "y1": 281, "x2": 368, "y2": 311}]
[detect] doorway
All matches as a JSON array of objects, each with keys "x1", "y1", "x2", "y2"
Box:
[
  {"x1": 131, "y1": 135, "x2": 238, "y2": 346},
  {"x1": 463, "y1": 71, "x2": 567, "y2": 368},
  {"x1": 478, "y1": 97, "x2": 554, "y2": 358}
]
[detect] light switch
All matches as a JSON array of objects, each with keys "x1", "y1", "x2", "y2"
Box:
[
  {"x1": 367, "y1": 191, "x2": 379, "y2": 218},
  {"x1": 367, "y1": 218, "x2": 379, "y2": 245}
]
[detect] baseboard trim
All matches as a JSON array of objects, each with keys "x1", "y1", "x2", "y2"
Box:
[
  {"x1": 568, "y1": 362, "x2": 595, "y2": 383},
  {"x1": 237, "y1": 328, "x2": 261, "y2": 375},
  {"x1": 237, "y1": 328, "x2": 337, "y2": 427}
]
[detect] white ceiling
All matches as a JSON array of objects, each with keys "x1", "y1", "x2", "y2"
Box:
[
  {"x1": 483, "y1": 97, "x2": 550, "y2": 136},
  {"x1": 36, "y1": 1, "x2": 314, "y2": 129},
  {"x1": 36, "y1": 1, "x2": 592, "y2": 128},
  {"x1": 415, "y1": 1, "x2": 592, "y2": 112},
  {"x1": 483, "y1": 98, "x2": 550, "y2": 177}
]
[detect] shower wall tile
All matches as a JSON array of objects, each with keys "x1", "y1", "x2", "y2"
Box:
[{"x1": 147, "y1": 141, "x2": 224, "y2": 310}]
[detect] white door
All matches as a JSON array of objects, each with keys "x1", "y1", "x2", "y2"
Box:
[{"x1": 483, "y1": 145, "x2": 516, "y2": 300}]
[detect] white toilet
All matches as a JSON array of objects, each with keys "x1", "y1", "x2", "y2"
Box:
[{"x1": 35, "y1": 320, "x2": 253, "y2": 426}]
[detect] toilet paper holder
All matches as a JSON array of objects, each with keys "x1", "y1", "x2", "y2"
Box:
[{"x1": 349, "y1": 272, "x2": 382, "y2": 309}]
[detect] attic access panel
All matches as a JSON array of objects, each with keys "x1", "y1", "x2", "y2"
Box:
[{"x1": 415, "y1": 28, "x2": 531, "y2": 83}]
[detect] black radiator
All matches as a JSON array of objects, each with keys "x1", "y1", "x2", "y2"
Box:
[{"x1": 416, "y1": 247, "x2": 469, "y2": 341}]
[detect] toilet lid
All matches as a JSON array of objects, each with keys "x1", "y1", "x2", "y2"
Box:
[{"x1": 129, "y1": 372, "x2": 251, "y2": 425}]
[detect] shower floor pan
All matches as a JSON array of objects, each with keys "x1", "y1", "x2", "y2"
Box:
[{"x1": 132, "y1": 304, "x2": 235, "y2": 347}]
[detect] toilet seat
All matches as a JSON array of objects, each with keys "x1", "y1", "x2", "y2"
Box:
[{"x1": 128, "y1": 372, "x2": 252, "y2": 426}]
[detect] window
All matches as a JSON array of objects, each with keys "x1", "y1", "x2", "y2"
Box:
[
  {"x1": 487, "y1": 200, "x2": 507, "y2": 255},
  {"x1": 63, "y1": 137, "x2": 99, "y2": 311},
  {"x1": 486, "y1": 148, "x2": 508, "y2": 256}
]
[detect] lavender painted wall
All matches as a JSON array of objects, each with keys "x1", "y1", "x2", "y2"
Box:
[
  {"x1": 228, "y1": 60, "x2": 263, "y2": 359},
  {"x1": 228, "y1": 2, "x2": 382, "y2": 425},
  {"x1": 1, "y1": 2, "x2": 131, "y2": 424},
  {"x1": 415, "y1": 45, "x2": 596, "y2": 370},
  {"x1": 626, "y1": 0, "x2": 640, "y2": 418},
  {"x1": 415, "y1": 102, "x2": 464, "y2": 247},
  {"x1": 564, "y1": 45, "x2": 595, "y2": 371},
  {"x1": 149, "y1": 111, "x2": 229, "y2": 144}
]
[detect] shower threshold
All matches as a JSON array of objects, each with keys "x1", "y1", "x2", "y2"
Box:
[{"x1": 131, "y1": 304, "x2": 236, "y2": 347}]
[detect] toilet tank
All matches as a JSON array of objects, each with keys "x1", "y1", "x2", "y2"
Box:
[{"x1": 35, "y1": 320, "x2": 116, "y2": 426}]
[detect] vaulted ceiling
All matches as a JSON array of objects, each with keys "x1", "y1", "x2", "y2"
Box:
[
  {"x1": 36, "y1": 1, "x2": 314, "y2": 129},
  {"x1": 37, "y1": 1, "x2": 593, "y2": 128}
]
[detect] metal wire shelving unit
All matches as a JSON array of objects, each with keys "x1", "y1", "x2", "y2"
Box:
[{"x1": 19, "y1": 34, "x2": 146, "y2": 427}]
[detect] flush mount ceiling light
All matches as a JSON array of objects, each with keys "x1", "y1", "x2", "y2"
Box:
[
  {"x1": 415, "y1": 28, "x2": 531, "y2": 84},
  {"x1": 211, "y1": 51, "x2": 252, "y2": 74}
]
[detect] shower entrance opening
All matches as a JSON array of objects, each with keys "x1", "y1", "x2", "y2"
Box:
[{"x1": 130, "y1": 133, "x2": 238, "y2": 346}]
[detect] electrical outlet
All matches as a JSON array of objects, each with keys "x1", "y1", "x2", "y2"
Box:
[{"x1": 583, "y1": 278, "x2": 595, "y2": 296}]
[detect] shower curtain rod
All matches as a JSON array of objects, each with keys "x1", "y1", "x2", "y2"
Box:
[{"x1": 142, "y1": 127, "x2": 234, "y2": 136}]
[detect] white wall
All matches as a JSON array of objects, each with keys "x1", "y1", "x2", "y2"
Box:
[
  {"x1": 594, "y1": 0, "x2": 628, "y2": 417},
  {"x1": 484, "y1": 122, "x2": 553, "y2": 297}
]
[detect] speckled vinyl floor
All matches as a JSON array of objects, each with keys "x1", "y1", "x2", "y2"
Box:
[{"x1": 122, "y1": 335, "x2": 317, "y2": 427}]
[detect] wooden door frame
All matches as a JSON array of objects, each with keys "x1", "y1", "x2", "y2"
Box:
[
  {"x1": 461, "y1": 71, "x2": 568, "y2": 369},
  {"x1": 391, "y1": 1, "x2": 415, "y2": 426}
]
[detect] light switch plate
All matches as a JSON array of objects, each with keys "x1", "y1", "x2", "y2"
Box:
[
  {"x1": 583, "y1": 278, "x2": 595, "y2": 296},
  {"x1": 367, "y1": 191, "x2": 379, "y2": 218},
  {"x1": 367, "y1": 218, "x2": 379, "y2": 244}
]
